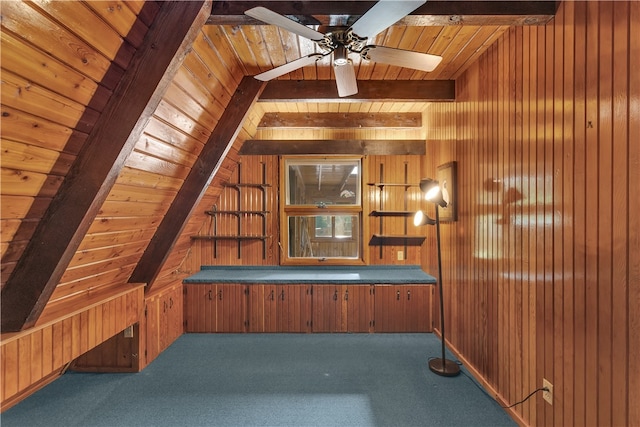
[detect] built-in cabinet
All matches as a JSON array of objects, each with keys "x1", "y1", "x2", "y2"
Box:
[
  {"x1": 71, "y1": 283, "x2": 183, "y2": 372},
  {"x1": 184, "y1": 284, "x2": 248, "y2": 333},
  {"x1": 312, "y1": 285, "x2": 375, "y2": 333},
  {"x1": 184, "y1": 283, "x2": 432, "y2": 333},
  {"x1": 373, "y1": 285, "x2": 432, "y2": 332}
]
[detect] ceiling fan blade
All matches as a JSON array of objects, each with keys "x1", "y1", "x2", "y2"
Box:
[
  {"x1": 254, "y1": 54, "x2": 323, "y2": 81},
  {"x1": 334, "y1": 62, "x2": 358, "y2": 97},
  {"x1": 362, "y1": 45, "x2": 442, "y2": 72},
  {"x1": 350, "y1": 0, "x2": 426, "y2": 38},
  {"x1": 245, "y1": 7, "x2": 325, "y2": 41}
]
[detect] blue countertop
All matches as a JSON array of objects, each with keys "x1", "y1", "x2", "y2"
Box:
[{"x1": 183, "y1": 265, "x2": 436, "y2": 285}]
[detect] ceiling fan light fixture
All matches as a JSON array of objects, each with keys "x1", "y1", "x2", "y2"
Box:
[{"x1": 333, "y1": 45, "x2": 349, "y2": 67}]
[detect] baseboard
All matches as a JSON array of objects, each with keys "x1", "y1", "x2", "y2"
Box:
[
  {"x1": 432, "y1": 329, "x2": 529, "y2": 427},
  {"x1": 0, "y1": 369, "x2": 61, "y2": 413}
]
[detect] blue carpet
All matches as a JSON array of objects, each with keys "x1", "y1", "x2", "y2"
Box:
[{"x1": 1, "y1": 334, "x2": 515, "y2": 427}]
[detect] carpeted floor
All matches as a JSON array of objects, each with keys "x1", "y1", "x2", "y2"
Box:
[{"x1": 1, "y1": 333, "x2": 515, "y2": 427}]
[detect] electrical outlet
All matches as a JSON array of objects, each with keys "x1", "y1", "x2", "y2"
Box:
[
  {"x1": 397, "y1": 251, "x2": 404, "y2": 260},
  {"x1": 543, "y1": 378, "x2": 553, "y2": 405}
]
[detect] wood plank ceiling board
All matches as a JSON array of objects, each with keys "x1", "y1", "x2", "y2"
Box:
[
  {"x1": 209, "y1": 1, "x2": 558, "y2": 116},
  {"x1": 129, "y1": 77, "x2": 265, "y2": 292},
  {"x1": 208, "y1": 1, "x2": 558, "y2": 26},
  {"x1": 0, "y1": 1, "x2": 212, "y2": 332}
]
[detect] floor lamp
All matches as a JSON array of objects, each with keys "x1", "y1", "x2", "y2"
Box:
[{"x1": 414, "y1": 178, "x2": 460, "y2": 377}]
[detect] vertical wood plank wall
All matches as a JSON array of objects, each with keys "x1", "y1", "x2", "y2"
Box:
[
  {"x1": 1, "y1": 1, "x2": 247, "y2": 409},
  {"x1": 423, "y1": 2, "x2": 639, "y2": 426},
  {"x1": 0, "y1": 285, "x2": 144, "y2": 409},
  {"x1": 184, "y1": 153, "x2": 426, "y2": 269}
]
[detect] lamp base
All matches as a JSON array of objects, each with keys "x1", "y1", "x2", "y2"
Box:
[{"x1": 428, "y1": 358, "x2": 461, "y2": 377}]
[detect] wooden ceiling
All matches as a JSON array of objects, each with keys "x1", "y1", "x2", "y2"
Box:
[{"x1": 207, "y1": 1, "x2": 557, "y2": 110}]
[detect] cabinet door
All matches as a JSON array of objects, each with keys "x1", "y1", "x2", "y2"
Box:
[
  {"x1": 145, "y1": 295, "x2": 161, "y2": 362},
  {"x1": 158, "y1": 285, "x2": 183, "y2": 350},
  {"x1": 216, "y1": 284, "x2": 248, "y2": 332},
  {"x1": 312, "y1": 285, "x2": 347, "y2": 332},
  {"x1": 374, "y1": 285, "x2": 433, "y2": 332},
  {"x1": 373, "y1": 285, "x2": 403, "y2": 332},
  {"x1": 168, "y1": 286, "x2": 183, "y2": 341},
  {"x1": 248, "y1": 284, "x2": 272, "y2": 332},
  {"x1": 404, "y1": 285, "x2": 432, "y2": 332},
  {"x1": 278, "y1": 284, "x2": 312, "y2": 333},
  {"x1": 184, "y1": 284, "x2": 217, "y2": 332},
  {"x1": 346, "y1": 285, "x2": 374, "y2": 332}
]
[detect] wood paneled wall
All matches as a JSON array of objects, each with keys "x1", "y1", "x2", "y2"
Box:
[
  {"x1": 423, "y1": 2, "x2": 639, "y2": 426},
  {"x1": 1, "y1": 1, "x2": 248, "y2": 313},
  {"x1": 185, "y1": 153, "x2": 428, "y2": 268},
  {"x1": 1, "y1": 1, "x2": 249, "y2": 407},
  {"x1": 1, "y1": 0, "x2": 156, "y2": 286},
  {"x1": 0, "y1": 285, "x2": 144, "y2": 409}
]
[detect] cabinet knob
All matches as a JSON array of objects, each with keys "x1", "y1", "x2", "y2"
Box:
[
  {"x1": 407, "y1": 290, "x2": 411, "y2": 301},
  {"x1": 345, "y1": 289, "x2": 349, "y2": 301},
  {"x1": 396, "y1": 290, "x2": 400, "y2": 300}
]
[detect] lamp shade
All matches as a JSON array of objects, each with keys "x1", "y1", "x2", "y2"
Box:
[
  {"x1": 419, "y1": 178, "x2": 447, "y2": 208},
  {"x1": 413, "y1": 210, "x2": 436, "y2": 226}
]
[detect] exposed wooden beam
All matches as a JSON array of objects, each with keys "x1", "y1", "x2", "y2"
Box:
[
  {"x1": 258, "y1": 112, "x2": 421, "y2": 129},
  {"x1": 129, "y1": 77, "x2": 265, "y2": 292},
  {"x1": 259, "y1": 80, "x2": 455, "y2": 102},
  {"x1": 240, "y1": 139, "x2": 426, "y2": 155},
  {"x1": 0, "y1": 1, "x2": 211, "y2": 333},
  {"x1": 208, "y1": 1, "x2": 557, "y2": 26}
]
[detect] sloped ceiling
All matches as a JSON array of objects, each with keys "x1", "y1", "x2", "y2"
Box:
[{"x1": 0, "y1": 0, "x2": 557, "y2": 332}]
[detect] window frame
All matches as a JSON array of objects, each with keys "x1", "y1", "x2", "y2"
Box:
[{"x1": 280, "y1": 156, "x2": 365, "y2": 266}]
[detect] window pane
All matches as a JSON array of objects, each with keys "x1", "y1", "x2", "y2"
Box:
[
  {"x1": 286, "y1": 159, "x2": 360, "y2": 206},
  {"x1": 314, "y1": 216, "x2": 332, "y2": 238},
  {"x1": 334, "y1": 215, "x2": 352, "y2": 238},
  {"x1": 288, "y1": 215, "x2": 360, "y2": 259}
]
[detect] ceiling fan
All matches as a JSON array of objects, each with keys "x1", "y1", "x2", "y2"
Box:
[{"x1": 245, "y1": 0, "x2": 443, "y2": 97}]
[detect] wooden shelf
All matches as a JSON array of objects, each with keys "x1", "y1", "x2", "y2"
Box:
[
  {"x1": 205, "y1": 210, "x2": 269, "y2": 215},
  {"x1": 223, "y1": 183, "x2": 271, "y2": 188},
  {"x1": 370, "y1": 210, "x2": 415, "y2": 217},
  {"x1": 191, "y1": 235, "x2": 269, "y2": 241},
  {"x1": 367, "y1": 182, "x2": 417, "y2": 188},
  {"x1": 369, "y1": 234, "x2": 425, "y2": 246},
  {"x1": 193, "y1": 163, "x2": 270, "y2": 259}
]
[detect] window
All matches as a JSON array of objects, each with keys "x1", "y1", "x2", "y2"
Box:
[{"x1": 281, "y1": 158, "x2": 363, "y2": 264}]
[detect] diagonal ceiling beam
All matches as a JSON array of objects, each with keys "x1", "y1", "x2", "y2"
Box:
[
  {"x1": 129, "y1": 77, "x2": 265, "y2": 292},
  {"x1": 0, "y1": 1, "x2": 212, "y2": 332},
  {"x1": 208, "y1": 1, "x2": 558, "y2": 26}
]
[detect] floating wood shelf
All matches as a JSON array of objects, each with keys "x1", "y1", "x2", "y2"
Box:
[
  {"x1": 370, "y1": 210, "x2": 415, "y2": 217},
  {"x1": 205, "y1": 210, "x2": 269, "y2": 216},
  {"x1": 191, "y1": 235, "x2": 269, "y2": 241},
  {"x1": 367, "y1": 182, "x2": 418, "y2": 188},
  {"x1": 368, "y1": 166, "x2": 423, "y2": 259},
  {"x1": 194, "y1": 163, "x2": 270, "y2": 259},
  {"x1": 369, "y1": 234, "x2": 425, "y2": 246},
  {"x1": 223, "y1": 183, "x2": 271, "y2": 188}
]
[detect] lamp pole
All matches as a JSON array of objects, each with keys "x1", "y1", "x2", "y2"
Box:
[{"x1": 428, "y1": 204, "x2": 460, "y2": 377}]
